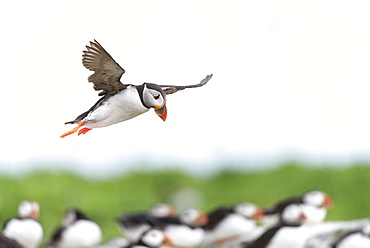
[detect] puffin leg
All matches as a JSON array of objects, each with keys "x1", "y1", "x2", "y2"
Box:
[
  {"x1": 60, "y1": 120, "x2": 86, "y2": 138},
  {"x1": 78, "y1": 128, "x2": 92, "y2": 135}
]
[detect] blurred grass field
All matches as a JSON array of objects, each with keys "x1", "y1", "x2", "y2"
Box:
[{"x1": 0, "y1": 163, "x2": 369, "y2": 244}]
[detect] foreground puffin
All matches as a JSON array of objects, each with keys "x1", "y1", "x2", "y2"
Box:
[
  {"x1": 46, "y1": 208, "x2": 102, "y2": 248},
  {"x1": 61, "y1": 40, "x2": 213, "y2": 138},
  {"x1": 2, "y1": 201, "x2": 43, "y2": 248}
]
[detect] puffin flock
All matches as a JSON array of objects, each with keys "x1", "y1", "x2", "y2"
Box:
[{"x1": 1, "y1": 190, "x2": 369, "y2": 248}]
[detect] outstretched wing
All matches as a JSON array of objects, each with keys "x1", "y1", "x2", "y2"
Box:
[
  {"x1": 82, "y1": 40, "x2": 127, "y2": 96},
  {"x1": 159, "y1": 74, "x2": 213, "y2": 95}
]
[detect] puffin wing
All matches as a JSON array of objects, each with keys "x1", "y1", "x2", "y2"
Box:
[
  {"x1": 83, "y1": 40, "x2": 127, "y2": 96},
  {"x1": 159, "y1": 74, "x2": 212, "y2": 95}
]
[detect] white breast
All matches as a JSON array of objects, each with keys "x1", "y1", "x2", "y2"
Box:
[
  {"x1": 3, "y1": 219, "x2": 43, "y2": 248},
  {"x1": 204, "y1": 214, "x2": 257, "y2": 244},
  {"x1": 57, "y1": 220, "x2": 102, "y2": 248},
  {"x1": 337, "y1": 233, "x2": 370, "y2": 248},
  {"x1": 85, "y1": 86, "x2": 149, "y2": 128},
  {"x1": 164, "y1": 225, "x2": 205, "y2": 247}
]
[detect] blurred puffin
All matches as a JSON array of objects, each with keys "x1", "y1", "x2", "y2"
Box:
[
  {"x1": 61, "y1": 40, "x2": 212, "y2": 137},
  {"x1": 116, "y1": 203, "x2": 177, "y2": 242},
  {"x1": 46, "y1": 208, "x2": 102, "y2": 248},
  {"x1": 2, "y1": 200, "x2": 43, "y2": 248},
  {"x1": 202, "y1": 202, "x2": 264, "y2": 246},
  {"x1": 238, "y1": 204, "x2": 307, "y2": 248},
  {"x1": 118, "y1": 208, "x2": 208, "y2": 247},
  {"x1": 262, "y1": 190, "x2": 333, "y2": 226}
]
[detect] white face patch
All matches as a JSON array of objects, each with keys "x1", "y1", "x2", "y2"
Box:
[
  {"x1": 234, "y1": 203, "x2": 257, "y2": 218},
  {"x1": 281, "y1": 204, "x2": 304, "y2": 225},
  {"x1": 141, "y1": 229, "x2": 165, "y2": 247},
  {"x1": 180, "y1": 208, "x2": 200, "y2": 225},
  {"x1": 303, "y1": 191, "x2": 325, "y2": 207},
  {"x1": 18, "y1": 201, "x2": 33, "y2": 218},
  {"x1": 142, "y1": 85, "x2": 166, "y2": 109}
]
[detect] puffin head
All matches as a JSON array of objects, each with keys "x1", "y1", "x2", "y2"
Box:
[
  {"x1": 18, "y1": 200, "x2": 40, "y2": 220},
  {"x1": 142, "y1": 83, "x2": 167, "y2": 121}
]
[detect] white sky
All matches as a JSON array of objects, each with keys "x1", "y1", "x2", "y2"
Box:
[{"x1": 2, "y1": 0, "x2": 370, "y2": 177}]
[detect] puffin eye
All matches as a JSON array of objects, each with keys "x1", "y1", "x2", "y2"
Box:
[{"x1": 154, "y1": 94, "x2": 160, "y2": 100}]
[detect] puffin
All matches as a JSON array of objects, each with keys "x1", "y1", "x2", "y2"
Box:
[
  {"x1": 2, "y1": 200, "x2": 43, "y2": 248},
  {"x1": 61, "y1": 40, "x2": 213, "y2": 138},
  {"x1": 202, "y1": 202, "x2": 264, "y2": 246},
  {"x1": 125, "y1": 228, "x2": 175, "y2": 248},
  {"x1": 303, "y1": 219, "x2": 370, "y2": 248},
  {"x1": 117, "y1": 208, "x2": 208, "y2": 247},
  {"x1": 261, "y1": 190, "x2": 333, "y2": 226},
  {"x1": 46, "y1": 208, "x2": 102, "y2": 248},
  {"x1": 116, "y1": 203, "x2": 177, "y2": 242},
  {"x1": 237, "y1": 204, "x2": 307, "y2": 248}
]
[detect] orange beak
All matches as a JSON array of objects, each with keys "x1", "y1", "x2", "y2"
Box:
[
  {"x1": 155, "y1": 104, "x2": 167, "y2": 121},
  {"x1": 196, "y1": 212, "x2": 209, "y2": 226},
  {"x1": 323, "y1": 193, "x2": 334, "y2": 209},
  {"x1": 162, "y1": 232, "x2": 175, "y2": 247},
  {"x1": 254, "y1": 207, "x2": 265, "y2": 220}
]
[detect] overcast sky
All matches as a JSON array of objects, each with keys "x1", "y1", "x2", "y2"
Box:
[{"x1": 2, "y1": 0, "x2": 370, "y2": 177}]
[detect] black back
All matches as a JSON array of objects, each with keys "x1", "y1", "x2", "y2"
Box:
[
  {"x1": 203, "y1": 207, "x2": 233, "y2": 230},
  {"x1": 332, "y1": 229, "x2": 362, "y2": 248},
  {"x1": 0, "y1": 234, "x2": 23, "y2": 248},
  {"x1": 264, "y1": 196, "x2": 303, "y2": 215}
]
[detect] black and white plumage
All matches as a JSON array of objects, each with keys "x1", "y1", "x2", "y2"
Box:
[
  {"x1": 61, "y1": 40, "x2": 212, "y2": 137},
  {"x1": 47, "y1": 208, "x2": 102, "y2": 248},
  {"x1": 125, "y1": 228, "x2": 174, "y2": 248},
  {"x1": 261, "y1": 190, "x2": 333, "y2": 226},
  {"x1": 118, "y1": 208, "x2": 208, "y2": 247},
  {"x1": 0, "y1": 234, "x2": 23, "y2": 248},
  {"x1": 116, "y1": 203, "x2": 177, "y2": 242},
  {"x1": 202, "y1": 202, "x2": 264, "y2": 246},
  {"x1": 2, "y1": 201, "x2": 43, "y2": 248},
  {"x1": 234, "y1": 204, "x2": 307, "y2": 248},
  {"x1": 303, "y1": 219, "x2": 370, "y2": 248}
]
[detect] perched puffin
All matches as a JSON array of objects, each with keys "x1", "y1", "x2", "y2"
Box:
[
  {"x1": 202, "y1": 202, "x2": 264, "y2": 246},
  {"x1": 303, "y1": 220, "x2": 370, "y2": 248},
  {"x1": 330, "y1": 222, "x2": 370, "y2": 248},
  {"x1": 125, "y1": 228, "x2": 174, "y2": 248},
  {"x1": 116, "y1": 203, "x2": 177, "y2": 242},
  {"x1": 262, "y1": 190, "x2": 333, "y2": 226},
  {"x1": 61, "y1": 40, "x2": 212, "y2": 138},
  {"x1": 46, "y1": 208, "x2": 102, "y2": 248},
  {"x1": 118, "y1": 208, "x2": 208, "y2": 247},
  {"x1": 238, "y1": 204, "x2": 307, "y2": 248},
  {"x1": 0, "y1": 234, "x2": 23, "y2": 248},
  {"x1": 2, "y1": 200, "x2": 43, "y2": 248}
]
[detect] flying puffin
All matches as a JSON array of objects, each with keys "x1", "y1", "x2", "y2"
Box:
[
  {"x1": 61, "y1": 40, "x2": 212, "y2": 138},
  {"x1": 2, "y1": 201, "x2": 43, "y2": 248}
]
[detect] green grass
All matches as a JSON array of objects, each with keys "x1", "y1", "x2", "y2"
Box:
[{"x1": 0, "y1": 164, "x2": 369, "y2": 245}]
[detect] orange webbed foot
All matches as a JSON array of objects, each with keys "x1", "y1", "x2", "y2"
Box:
[
  {"x1": 60, "y1": 121, "x2": 86, "y2": 138},
  {"x1": 78, "y1": 128, "x2": 92, "y2": 135}
]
